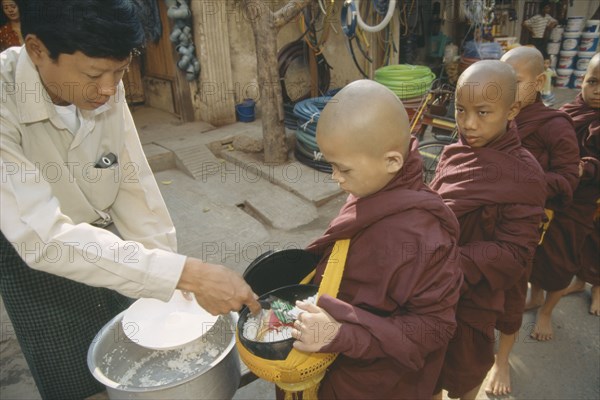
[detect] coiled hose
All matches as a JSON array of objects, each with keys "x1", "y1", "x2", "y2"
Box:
[
  {"x1": 292, "y1": 97, "x2": 333, "y2": 173},
  {"x1": 374, "y1": 64, "x2": 436, "y2": 99},
  {"x1": 355, "y1": 0, "x2": 397, "y2": 33},
  {"x1": 278, "y1": 40, "x2": 331, "y2": 104}
]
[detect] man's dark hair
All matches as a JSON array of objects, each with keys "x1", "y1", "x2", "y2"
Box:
[
  {"x1": 540, "y1": 0, "x2": 552, "y2": 13},
  {"x1": 21, "y1": 0, "x2": 145, "y2": 60}
]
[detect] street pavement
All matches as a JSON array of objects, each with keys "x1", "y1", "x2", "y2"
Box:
[{"x1": 1, "y1": 88, "x2": 598, "y2": 400}]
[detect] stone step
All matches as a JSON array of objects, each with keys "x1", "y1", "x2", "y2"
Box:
[{"x1": 219, "y1": 150, "x2": 342, "y2": 206}]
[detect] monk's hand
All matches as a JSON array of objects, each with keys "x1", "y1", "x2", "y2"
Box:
[
  {"x1": 292, "y1": 301, "x2": 341, "y2": 353},
  {"x1": 177, "y1": 258, "x2": 260, "y2": 315},
  {"x1": 578, "y1": 160, "x2": 584, "y2": 178}
]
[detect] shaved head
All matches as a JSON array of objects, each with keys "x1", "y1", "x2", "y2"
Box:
[
  {"x1": 582, "y1": 53, "x2": 600, "y2": 109},
  {"x1": 588, "y1": 52, "x2": 600, "y2": 75},
  {"x1": 317, "y1": 80, "x2": 411, "y2": 157},
  {"x1": 458, "y1": 60, "x2": 517, "y2": 107},
  {"x1": 501, "y1": 46, "x2": 545, "y2": 75}
]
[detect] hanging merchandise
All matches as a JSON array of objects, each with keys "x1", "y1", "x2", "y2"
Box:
[
  {"x1": 355, "y1": 0, "x2": 397, "y2": 33},
  {"x1": 278, "y1": 4, "x2": 333, "y2": 105},
  {"x1": 298, "y1": 0, "x2": 335, "y2": 53},
  {"x1": 131, "y1": 0, "x2": 162, "y2": 43},
  {"x1": 165, "y1": 0, "x2": 200, "y2": 81},
  {"x1": 397, "y1": 0, "x2": 420, "y2": 64},
  {"x1": 278, "y1": 39, "x2": 331, "y2": 104},
  {"x1": 293, "y1": 97, "x2": 334, "y2": 173},
  {"x1": 341, "y1": 0, "x2": 370, "y2": 78}
]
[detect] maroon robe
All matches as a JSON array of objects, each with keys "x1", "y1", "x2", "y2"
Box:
[
  {"x1": 306, "y1": 138, "x2": 462, "y2": 400},
  {"x1": 430, "y1": 122, "x2": 546, "y2": 397},
  {"x1": 497, "y1": 100, "x2": 579, "y2": 333},
  {"x1": 558, "y1": 94, "x2": 600, "y2": 286}
]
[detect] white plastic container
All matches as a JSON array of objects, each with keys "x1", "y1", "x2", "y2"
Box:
[
  {"x1": 584, "y1": 19, "x2": 600, "y2": 33},
  {"x1": 576, "y1": 51, "x2": 596, "y2": 71},
  {"x1": 561, "y1": 32, "x2": 581, "y2": 51},
  {"x1": 572, "y1": 70, "x2": 586, "y2": 88},
  {"x1": 556, "y1": 69, "x2": 573, "y2": 88},
  {"x1": 566, "y1": 16, "x2": 585, "y2": 32},
  {"x1": 558, "y1": 50, "x2": 577, "y2": 69},
  {"x1": 547, "y1": 42, "x2": 561, "y2": 55},
  {"x1": 550, "y1": 26, "x2": 564, "y2": 42},
  {"x1": 579, "y1": 32, "x2": 599, "y2": 52}
]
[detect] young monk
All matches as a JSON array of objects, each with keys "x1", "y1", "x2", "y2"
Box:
[
  {"x1": 560, "y1": 53, "x2": 600, "y2": 315},
  {"x1": 290, "y1": 80, "x2": 463, "y2": 399},
  {"x1": 430, "y1": 60, "x2": 547, "y2": 400},
  {"x1": 484, "y1": 46, "x2": 580, "y2": 395}
]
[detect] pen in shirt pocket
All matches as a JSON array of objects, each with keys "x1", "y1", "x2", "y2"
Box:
[{"x1": 95, "y1": 152, "x2": 118, "y2": 168}]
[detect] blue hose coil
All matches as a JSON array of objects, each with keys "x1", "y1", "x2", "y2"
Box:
[{"x1": 292, "y1": 96, "x2": 333, "y2": 173}]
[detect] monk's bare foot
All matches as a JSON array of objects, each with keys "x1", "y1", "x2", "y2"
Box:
[
  {"x1": 485, "y1": 358, "x2": 511, "y2": 396},
  {"x1": 531, "y1": 311, "x2": 554, "y2": 341},
  {"x1": 525, "y1": 285, "x2": 544, "y2": 311},
  {"x1": 590, "y1": 286, "x2": 600, "y2": 316},
  {"x1": 563, "y1": 277, "x2": 586, "y2": 296}
]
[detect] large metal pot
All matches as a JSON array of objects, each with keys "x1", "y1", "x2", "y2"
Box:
[{"x1": 87, "y1": 311, "x2": 240, "y2": 399}]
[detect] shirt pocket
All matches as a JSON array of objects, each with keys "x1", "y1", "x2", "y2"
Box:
[{"x1": 82, "y1": 165, "x2": 121, "y2": 211}]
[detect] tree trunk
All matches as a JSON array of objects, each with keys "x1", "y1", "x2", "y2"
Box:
[{"x1": 242, "y1": 0, "x2": 312, "y2": 164}]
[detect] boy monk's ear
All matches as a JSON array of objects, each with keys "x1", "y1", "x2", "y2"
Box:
[
  {"x1": 384, "y1": 151, "x2": 404, "y2": 174},
  {"x1": 507, "y1": 100, "x2": 521, "y2": 121}
]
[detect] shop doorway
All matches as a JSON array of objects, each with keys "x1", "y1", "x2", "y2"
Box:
[{"x1": 122, "y1": 0, "x2": 194, "y2": 122}]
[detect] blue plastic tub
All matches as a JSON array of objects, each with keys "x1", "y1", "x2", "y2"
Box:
[{"x1": 236, "y1": 99, "x2": 256, "y2": 122}]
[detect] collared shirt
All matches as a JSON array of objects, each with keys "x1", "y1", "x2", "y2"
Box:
[{"x1": 0, "y1": 47, "x2": 185, "y2": 301}]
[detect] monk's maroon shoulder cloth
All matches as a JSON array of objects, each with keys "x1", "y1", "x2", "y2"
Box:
[
  {"x1": 561, "y1": 93, "x2": 600, "y2": 188},
  {"x1": 306, "y1": 138, "x2": 463, "y2": 400},
  {"x1": 534, "y1": 94, "x2": 600, "y2": 289},
  {"x1": 516, "y1": 99, "x2": 580, "y2": 210},
  {"x1": 429, "y1": 122, "x2": 546, "y2": 333}
]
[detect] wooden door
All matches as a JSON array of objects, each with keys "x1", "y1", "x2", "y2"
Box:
[
  {"x1": 142, "y1": 0, "x2": 194, "y2": 121},
  {"x1": 122, "y1": 56, "x2": 145, "y2": 104}
]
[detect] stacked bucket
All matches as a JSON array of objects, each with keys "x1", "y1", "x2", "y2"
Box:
[{"x1": 552, "y1": 17, "x2": 599, "y2": 88}]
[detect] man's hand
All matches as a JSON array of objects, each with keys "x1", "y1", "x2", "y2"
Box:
[
  {"x1": 292, "y1": 301, "x2": 341, "y2": 353},
  {"x1": 177, "y1": 258, "x2": 260, "y2": 315}
]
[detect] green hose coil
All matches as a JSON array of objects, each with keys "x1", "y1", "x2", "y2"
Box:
[{"x1": 374, "y1": 65, "x2": 436, "y2": 100}]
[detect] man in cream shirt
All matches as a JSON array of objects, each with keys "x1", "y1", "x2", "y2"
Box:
[{"x1": 0, "y1": 1, "x2": 259, "y2": 398}]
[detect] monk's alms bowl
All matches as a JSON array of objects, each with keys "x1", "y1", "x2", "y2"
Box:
[{"x1": 237, "y1": 284, "x2": 318, "y2": 361}]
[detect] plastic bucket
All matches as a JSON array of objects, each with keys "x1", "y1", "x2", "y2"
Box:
[
  {"x1": 561, "y1": 32, "x2": 581, "y2": 51},
  {"x1": 584, "y1": 19, "x2": 600, "y2": 33},
  {"x1": 547, "y1": 42, "x2": 561, "y2": 55},
  {"x1": 579, "y1": 32, "x2": 599, "y2": 52},
  {"x1": 550, "y1": 26, "x2": 564, "y2": 42},
  {"x1": 566, "y1": 16, "x2": 584, "y2": 32},
  {"x1": 558, "y1": 50, "x2": 577, "y2": 69},
  {"x1": 556, "y1": 69, "x2": 573, "y2": 88},
  {"x1": 235, "y1": 99, "x2": 256, "y2": 122},
  {"x1": 572, "y1": 69, "x2": 586, "y2": 88},
  {"x1": 576, "y1": 51, "x2": 596, "y2": 71}
]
